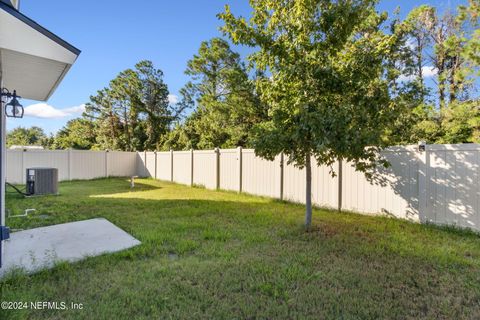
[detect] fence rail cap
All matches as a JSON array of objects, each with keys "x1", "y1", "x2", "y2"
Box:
[{"x1": 426, "y1": 143, "x2": 480, "y2": 151}]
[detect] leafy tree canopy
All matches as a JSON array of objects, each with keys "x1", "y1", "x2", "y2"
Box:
[
  {"x1": 53, "y1": 118, "x2": 97, "y2": 150},
  {"x1": 7, "y1": 126, "x2": 51, "y2": 148},
  {"x1": 165, "y1": 38, "x2": 268, "y2": 150},
  {"x1": 84, "y1": 60, "x2": 182, "y2": 151}
]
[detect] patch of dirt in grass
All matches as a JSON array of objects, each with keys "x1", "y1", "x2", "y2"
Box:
[
  {"x1": 350, "y1": 229, "x2": 377, "y2": 243},
  {"x1": 306, "y1": 223, "x2": 341, "y2": 238},
  {"x1": 305, "y1": 222, "x2": 378, "y2": 244}
]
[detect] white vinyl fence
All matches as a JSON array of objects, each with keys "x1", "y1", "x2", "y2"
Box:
[
  {"x1": 6, "y1": 149, "x2": 137, "y2": 184},
  {"x1": 7, "y1": 144, "x2": 480, "y2": 232}
]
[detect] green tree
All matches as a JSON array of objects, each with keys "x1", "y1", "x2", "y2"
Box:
[
  {"x1": 85, "y1": 60, "x2": 181, "y2": 151},
  {"x1": 7, "y1": 126, "x2": 50, "y2": 148},
  {"x1": 403, "y1": 4, "x2": 475, "y2": 109},
  {"x1": 162, "y1": 113, "x2": 201, "y2": 151},
  {"x1": 113, "y1": 61, "x2": 181, "y2": 150},
  {"x1": 439, "y1": 101, "x2": 480, "y2": 143},
  {"x1": 381, "y1": 10, "x2": 434, "y2": 146},
  {"x1": 54, "y1": 118, "x2": 97, "y2": 150},
  {"x1": 84, "y1": 88, "x2": 124, "y2": 150},
  {"x1": 460, "y1": 0, "x2": 480, "y2": 69},
  {"x1": 385, "y1": 2, "x2": 480, "y2": 145},
  {"x1": 170, "y1": 38, "x2": 267, "y2": 150},
  {"x1": 220, "y1": 0, "x2": 396, "y2": 228}
]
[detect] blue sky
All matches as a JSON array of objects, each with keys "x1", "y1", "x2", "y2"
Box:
[{"x1": 8, "y1": 0, "x2": 465, "y2": 134}]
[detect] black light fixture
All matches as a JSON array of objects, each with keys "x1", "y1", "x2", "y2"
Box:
[
  {"x1": 418, "y1": 141, "x2": 426, "y2": 152},
  {"x1": 1, "y1": 88, "x2": 24, "y2": 118}
]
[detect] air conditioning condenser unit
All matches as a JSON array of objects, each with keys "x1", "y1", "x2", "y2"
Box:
[{"x1": 26, "y1": 167, "x2": 58, "y2": 196}]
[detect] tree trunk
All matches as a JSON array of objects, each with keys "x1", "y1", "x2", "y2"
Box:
[
  {"x1": 436, "y1": 40, "x2": 447, "y2": 110},
  {"x1": 108, "y1": 111, "x2": 116, "y2": 145},
  {"x1": 438, "y1": 61, "x2": 446, "y2": 110},
  {"x1": 439, "y1": 75, "x2": 446, "y2": 109},
  {"x1": 305, "y1": 153, "x2": 312, "y2": 229},
  {"x1": 449, "y1": 55, "x2": 458, "y2": 103},
  {"x1": 417, "y1": 38, "x2": 424, "y2": 99}
]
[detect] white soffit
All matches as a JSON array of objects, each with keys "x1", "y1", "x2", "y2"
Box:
[
  {"x1": 0, "y1": 3, "x2": 80, "y2": 101},
  {"x1": 1, "y1": 49, "x2": 72, "y2": 101}
]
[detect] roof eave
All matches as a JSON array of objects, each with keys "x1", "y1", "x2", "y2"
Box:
[{"x1": 0, "y1": 1, "x2": 81, "y2": 56}]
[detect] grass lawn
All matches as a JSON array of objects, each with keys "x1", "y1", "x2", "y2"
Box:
[{"x1": 1, "y1": 178, "x2": 480, "y2": 319}]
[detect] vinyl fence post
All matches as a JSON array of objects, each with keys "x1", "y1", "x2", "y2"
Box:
[
  {"x1": 280, "y1": 152, "x2": 284, "y2": 200},
  {"x1": 190, "y1": 149, "x2": 194, "y2": 187},
  {"x1": 105, "y1": 150, "x2": 109, "y2": 178},
  {"x1": 170, "y1": 149, "x2": 174, "y2": 182},
  {"x1": 154, "y1": 150, "x2": 158, "y2": 180},
  {"x1": 215, "y1": 148, "x2": 220, "y2": 190},
  {"x1": 418, "y1": 143, "x2": 429, "y2": 223},
  {"x1": 68, "y1": 149, "x2": 72, "y2": 181},
  {"x1": 338, "y1": 158, "x2": 343, "y2": 212},
  {"x1": 237, "y1": 146, "x2": 243, "y2": 193},
  {"x1": 143, "y1": 150, "x2": 147, "y2": 177}
]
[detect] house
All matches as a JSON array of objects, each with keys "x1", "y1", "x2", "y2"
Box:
[{"x1": 0, "y1": 0, "x2": 80, "y2": 267}]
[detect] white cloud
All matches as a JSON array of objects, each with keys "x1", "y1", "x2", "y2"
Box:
[
  {"x1": 168, "y1": 94, "x2": 178, "y2": 105},
  {"x1": 398, "y1": 66, "x2": 438, "y2": 82},
  {"x1": 422, "y1": 66, "x2": 437, "y2": 78},
  {"x1": 24, "y1": 103, "x2": 86, "y2": 119}
]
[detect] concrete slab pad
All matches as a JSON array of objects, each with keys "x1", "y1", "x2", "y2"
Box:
[{"x1": 0, "y1": 218, "x2": 141, "y2": 276}]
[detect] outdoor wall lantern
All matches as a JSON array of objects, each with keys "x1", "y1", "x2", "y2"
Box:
[
  {"x1": 418, "y1": 141, "x2": 426, "y2": 152},
  {"x1": 1, "y1": 88, "x2": 24, "y2": 118}
]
